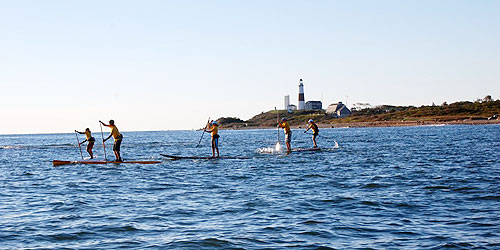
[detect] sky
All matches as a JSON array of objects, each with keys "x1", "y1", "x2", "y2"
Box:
[{"x1": 1, "y1": 0, "x2": 499, "y2": 134}]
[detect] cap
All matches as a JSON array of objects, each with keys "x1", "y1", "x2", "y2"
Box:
[{"x1": 308, "y1": 119, "x2": 314, "y2": 123}]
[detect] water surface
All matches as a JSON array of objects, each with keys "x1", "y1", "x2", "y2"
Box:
[{"x1": 1, "y1": 125, "x2": 499, "y2": 249}]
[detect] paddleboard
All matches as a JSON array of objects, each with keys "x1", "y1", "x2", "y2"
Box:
[
  {"x1": 257, "y1": 147, "x2": 321, "y2": 154},
  {"x1": 291, "y1": 148, "x2": 321, "y2": 152},
  {"x1": 160, "y1": 154, "x2": 250, "y2": 160},
  {"x1": 53, "y1": 160, "x2": 162, "y2": 166}
]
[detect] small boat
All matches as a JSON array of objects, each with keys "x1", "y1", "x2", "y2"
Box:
[
  {"x1": 53, "y1": 160, "x2": 162, "y2": 166},
  {"x1": 160, "y1": 154, "x2": 250, "y2": 160}
]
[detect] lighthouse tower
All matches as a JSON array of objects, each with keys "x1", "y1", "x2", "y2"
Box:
[{"x1": 298, "y1": 79, "x2": 305, "y2": 110}]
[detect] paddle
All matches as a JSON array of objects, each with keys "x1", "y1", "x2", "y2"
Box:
[
  {"x1": 74, "y1": 131, "x2": 84, "y2": 160},
  {"x1": 197, "y1": 117, "x2": 210, "y2": 147},
  {"x1": 275, "y1": 107, "x2": 280, "y2": 151},
  {"x1": 276, "y1": 107, "x2": 279, "y2": 142},
  {"x1": 100, "y1": 122, "x2": 108, "y2": 161}
]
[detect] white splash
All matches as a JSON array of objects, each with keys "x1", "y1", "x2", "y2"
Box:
[
  {"x1": 1, "y1": 145, "x2": 21, "y2": 149},
  {"x1": 257, "y1": 142, "x2": 282, "y2": 154}
]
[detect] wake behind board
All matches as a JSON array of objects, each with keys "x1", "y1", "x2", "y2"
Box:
[
  {"x1": 160, "y1": 154, "x2": 250, "y2": 160},
  {"x1": 53, "y1": 160, "x2": 162, "y2": 166}
]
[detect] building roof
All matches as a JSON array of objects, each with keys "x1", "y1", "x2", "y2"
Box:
[{"x1": 326, "y1": 102, "x2": 351, "y2": 114}]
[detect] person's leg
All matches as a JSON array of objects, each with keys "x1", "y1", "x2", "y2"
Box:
[
  {"x1": 211, "y1": 139, "x2": 216, "y2": 158},
  {"x1": 87, "y1": 141, "x2": 94, "y2": 159},
  {"x1": 313, "y1": 134, "x2": 317, "y2": 148},
  {"x1": 288, "y1": 132, "x2": 292, "y2": 151},
  {"x1": 113, "y1": 140, "x2": 123, "y2": 161},
  {"x1": 285, "y1": 133, "x2": 291, "y2": 152},
  {"x1": 215, "y1": 138, "x2": 219, "y2": 157}
]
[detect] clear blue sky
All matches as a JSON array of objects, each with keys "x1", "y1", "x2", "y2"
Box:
[{"x1": 1, "y1": 0, "x2": 499, "y2": 134}]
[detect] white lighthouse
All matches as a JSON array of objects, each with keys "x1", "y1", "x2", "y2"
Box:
[{"x1": 298, "y1": 79, "x2": 305, "y2": 110}]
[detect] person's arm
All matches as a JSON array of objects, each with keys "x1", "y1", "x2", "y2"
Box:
[
  {"x1": 75, "y1": 130, "x2": 85, "y2": 134},
  {"x1": 304, "y1": 124, "x2": 310, "y2": 133},
  {"x1": 103, "y1": 134, "x2": 112, "y2": 142},
  {"x1": 204, "y1": 123, "x2": 212, "y2": 132},
  {"x1": 79, "y1": 139, "x2": 88, "y2": 145},
  {"x1": 98, "y1": 121, "x2": 112, "y2": 141},
  {"x1": 99, "y1": 120, "x2": 110, "y2": 127}
]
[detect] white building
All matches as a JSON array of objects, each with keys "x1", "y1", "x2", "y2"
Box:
[{"x1": 284, "y1": 95, "x2": 290, "y2": 110}]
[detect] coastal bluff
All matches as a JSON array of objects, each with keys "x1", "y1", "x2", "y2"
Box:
[{"x1": 216, "y1": 100, "x2": 500, "y2": 129}]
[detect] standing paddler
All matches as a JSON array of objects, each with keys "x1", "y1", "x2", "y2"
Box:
[
  {"x1": 278, "y1": 118, "x2": 292, "y2": 152},
  {"x1": 75, "y1": 128, "x2": 95, "y2": 159},
  {"x1": 204, "y1": 120, "x2": 220, "y2": 158},
  {"x1": 99, "y1": 120, "x2": 123, "y2": 162},
  {"x1": 304, "y1": 119, "x2": 319, "y2": 148}
]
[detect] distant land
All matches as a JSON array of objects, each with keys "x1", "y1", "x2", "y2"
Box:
[{"x1": 217, "y1": 98, "x2": 500, "y2": 129}]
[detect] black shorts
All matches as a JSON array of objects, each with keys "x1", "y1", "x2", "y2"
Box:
[
  {"x1": 285, "y1": 132, "x2": 292, "y2": 143},
  {"x1": 88, "y1": 137, "x2": 96, "y2": 142},
  {"x1": 113, "y1": 139, "x2": 122, "y2": 151},
  {"x1": 313, "y1": 132, "x2": 318, "y2": 136}
]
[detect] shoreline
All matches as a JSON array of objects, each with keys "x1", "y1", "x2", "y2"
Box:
[
  {"x1": 222, "y1": 119, "x2": 500, "y2": 130},
  {"x1": 1, "y1": 120, "x2": 498, "y2": 136}
]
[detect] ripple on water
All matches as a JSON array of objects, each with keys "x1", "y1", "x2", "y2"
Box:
[
  {"x1": 469, "y1": 195, "x2": 500, "y2": 201},
  {"x1": 362, "y1": 183, "x2": 387, "y2": 189},
  {"x1": 97, "y1": 224, "x2": 142, "y2": 233},
  {"x1": 301, "y1": 220, "x2": 324, "y2": 225},
  {"x1": 164, "y1": 238, "x2": 239, "y2": 249},
  {"x1": 47, "y1": 231, "x2": 96, "y2": 241}
]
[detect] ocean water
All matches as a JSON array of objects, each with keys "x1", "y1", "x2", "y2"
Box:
[{"x1": 1, "y1": 125, "x2": 499, "y2": 249}]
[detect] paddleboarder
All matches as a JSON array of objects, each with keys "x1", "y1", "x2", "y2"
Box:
[
  {"x1": 278, "y1": 118, "x2": 292, "y2": 152},
  {"x1": 75, "y1": 128, "x2": 95, "y2": 159},
  {"x1": 304, "y1": 119, "x2": 319, "y2": 148},
  {"x1": 99, "y1": 120, "x2": 123, "y2": 162},
  {"x1": 204, "y1": 120, "x2": 220, "y2": 158}
]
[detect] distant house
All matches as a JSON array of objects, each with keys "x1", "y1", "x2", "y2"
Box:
[
  {"x1": 287, "y1": 104, "x2": 297, "y2": 113},
  {"x1": 305, "y1": 101, "x2": 323, "y2": 110},
  {"x1": 326, "y1": 102, "x2": 352, "y2": 118}
]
